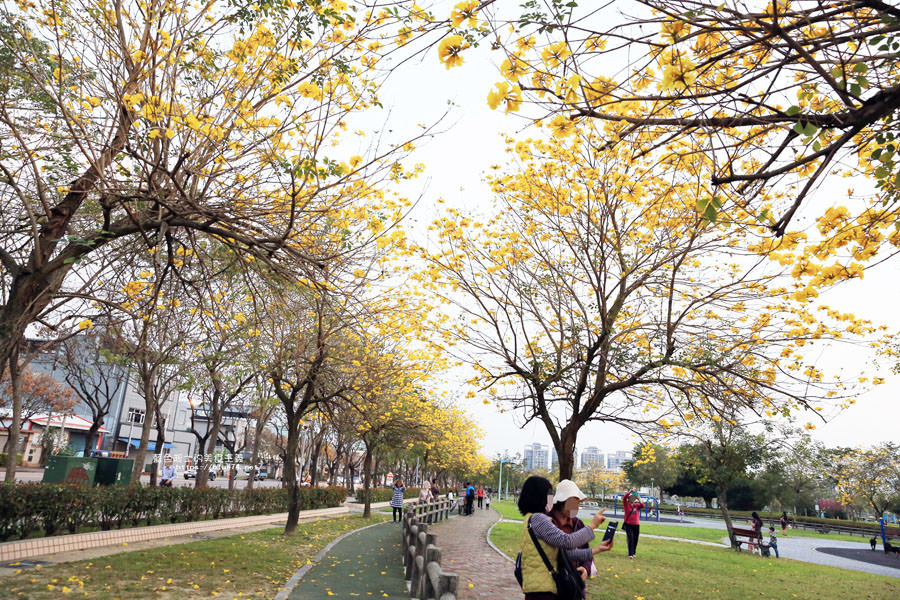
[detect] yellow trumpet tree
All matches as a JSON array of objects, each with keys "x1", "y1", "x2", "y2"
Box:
[
  {"x1": 419, "y1": 123, "x2": 875, "y2": 480},
  {"x1": 469, "y1": 0, "x2": 900, "y2": 242},
  {"x1": 0, "y1": 0, "x2": 434, "y2": 481}
]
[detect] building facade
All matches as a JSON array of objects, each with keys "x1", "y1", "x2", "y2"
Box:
[
  {"x1": 523, "y1": 442, "x2": 550, "y2": 471},
  {"x1": 606, "y1": 450, "x2": 633, "y2": 471},
  {"x1": 580, "y1": 446, "x2": 604, "y2": 468}
]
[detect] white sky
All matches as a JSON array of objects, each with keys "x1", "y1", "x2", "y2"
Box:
[{"x1": 359, "y1": 8, "x2": 900, "y2": 462}]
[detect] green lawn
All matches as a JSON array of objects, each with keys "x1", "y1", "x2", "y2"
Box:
[
  {"x1": 0, "y1": 514, "x2": 388, "y2": 599},
  {"x1": 493, "y1": 499, "x2": 524, "y2": 520},
  {"x1": 490, "y1": 522, "x2": 897, "y2": 600}
]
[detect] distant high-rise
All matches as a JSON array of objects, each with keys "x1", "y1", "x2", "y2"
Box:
[
  {"x1": 606, "y1": 450, "x2": 632, "y2": 471},
  {"x1": 580, "y1": 446, "x2": 603, "y2": 468},
  {"x1": 523, "y1": 443, "x2": 550, "y2": 471}
]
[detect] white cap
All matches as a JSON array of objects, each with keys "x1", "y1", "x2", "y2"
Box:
[{"x1": 552, "y1": 479, "x2": 586, "y2": 504}]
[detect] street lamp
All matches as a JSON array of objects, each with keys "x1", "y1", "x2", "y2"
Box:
[{"x1": 498, "y1": 458, "x2": 509, "y2": 502}]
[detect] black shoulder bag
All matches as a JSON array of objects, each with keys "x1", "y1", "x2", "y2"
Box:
[{"x1": 514, "y1": 516, "x2": 585, "y2": 600}]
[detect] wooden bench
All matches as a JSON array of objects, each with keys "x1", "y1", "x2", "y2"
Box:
[{"x1": 731, "y1": 526, "x2": 762, "y2": 554}]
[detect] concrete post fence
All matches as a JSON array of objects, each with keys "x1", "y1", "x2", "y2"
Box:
[{"x1": 401, "y1": 498, "x2": 457, "y2": 600}]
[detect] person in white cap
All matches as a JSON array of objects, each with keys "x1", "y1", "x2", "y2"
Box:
[
  {"x1": 516, "y1": 476, "x2": 613, "y2": 600},
  {"x1": 549, "y1": 480, "x2": 606, "y2": 589}
]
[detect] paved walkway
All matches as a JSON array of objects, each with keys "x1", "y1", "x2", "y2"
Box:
[
  {"x1": 430, "y1": 507, "x2": 522, "y2": 600},
  {"x1": 284, "y1": 520, "x2": 408, "y2": 599}
]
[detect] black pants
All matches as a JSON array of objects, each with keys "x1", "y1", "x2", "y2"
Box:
[
  {"x1": 624, "y1": 522, "x2": 640, "y2": 556},
  {"x1": 477, "y1": 496, "x2": 483, "y2": 508},
  {"x1": 465, "y1": 498, "x2": 474, "y2": 515},
  {"x1": 393, "y1": 506, "x2": 402, "y2": 521}
]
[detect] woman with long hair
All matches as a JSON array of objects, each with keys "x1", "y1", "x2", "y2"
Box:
[{"x1": 518, "y1": 476, "x2": 613, "y2": 599}]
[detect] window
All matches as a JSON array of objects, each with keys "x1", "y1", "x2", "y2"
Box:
[{"x1": 127, "y1": 408, "x2": 145, "y2": 424}]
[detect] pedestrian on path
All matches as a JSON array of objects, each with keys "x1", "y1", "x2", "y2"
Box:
[
  {"x1": 549, "y1": 479, "x2": 607, "y2": 590},
  {"x1": 465, "y1": 482, "x2": 475, "y2": 515},
  {"x1": 391, "y1": 479, "x2": 406, "y2": 522},
  {"x1": 517, "y1": 476, "x2": 613, "y2": 600},
  {"x1": 623, "y1": 489, "x2": 644, "y2": 559},
  {"x1": 477, "y1": 484, "x2": 485, "y2": 509},
  {"x1": 486, "y1": 491, "x2": 492, "y2": 510},
  {"x1": 430, "y1": 478, "x2": 440, "y2": 500},
  {"x1": 766, "y1": 526, "x2": 780, "y2": 558},
  {"x1": 780, "y1": 511, "x2": 790, "y2": 536}
]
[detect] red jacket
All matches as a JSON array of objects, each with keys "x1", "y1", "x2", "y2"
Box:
[{"x1": 624, "y1": 495, "x2": 644, "y2": 525}]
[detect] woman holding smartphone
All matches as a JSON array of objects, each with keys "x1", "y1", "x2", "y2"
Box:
[{"x1": 518, "y1": 476, "x2": 613, "y2": 600}]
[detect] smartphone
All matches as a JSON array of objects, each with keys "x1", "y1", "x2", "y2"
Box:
[{"x1": 602, "y1": 521, "x2": 618, "y2": 543}]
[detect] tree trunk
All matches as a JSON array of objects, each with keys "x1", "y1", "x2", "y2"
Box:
[
  {"x1": 247, "y1": 427, "x2": 262, "y2": 491},
  {"x1": 362, "y1": 442, "x2": 373, "y2": 518},
  {"x1": 283, "y1": 413, "x2": 303, "y2": 535},
  {"x1": 4, "y1": 348, "x2": 22, "y2": 481},
  {"x1": 197, "y1": 411, "x2": 223, "y2": 488},
  {"x1": 718, "y1": 491, "x2": 738, "y2": 548},
  {"x1": 555, "y1": 426, "x2": 578, "y2": 480},
  {"x1": 130, "y1": 375, "x2": 156, "y2": 485},
  {"x1": 149, "y1": 422, "x2": 167, "y2": 487},
  {"x1": 82, "y1": 420, "x2": 103, "y2": 458}
]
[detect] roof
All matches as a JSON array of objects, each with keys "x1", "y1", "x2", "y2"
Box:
[{"x1": 0, "y1": 414, "x2": 109, "y2": 433}]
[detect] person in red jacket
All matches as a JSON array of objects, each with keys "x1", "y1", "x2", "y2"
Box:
[
  {"x1": 477, "y1": 484, "x2": 485, "y2": 509},
  {"x1": 623, "y1": 490, "x2": 644, "y2": 558}
]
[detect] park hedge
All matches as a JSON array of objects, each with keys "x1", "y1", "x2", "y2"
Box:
[
  {"x1": 0, "y1": 483, "x2": 347, "y2": 542},
  {"x1": 354, "y1": 487, "x2": 420, "y2": 504},
  {"x1": 0, "y1": 453, "x2": 24, "y2": 466}
]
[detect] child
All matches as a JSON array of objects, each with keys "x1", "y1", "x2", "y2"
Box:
[
  {"x1": 485, "y1": 492, "x2": 491, "y2": 509},
  {"x1": 767, "y1": 526, "x2": 779, "y2": 558}
]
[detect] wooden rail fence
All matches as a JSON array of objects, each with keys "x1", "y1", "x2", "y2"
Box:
[{"x1": 402, "y1": 498, "x2": 457, "y2": 600}]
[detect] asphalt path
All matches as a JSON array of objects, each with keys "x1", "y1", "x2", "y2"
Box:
[
  {"x1": 286, "y1": 520, "x2": 408, "y2": 599},
  {"x1": 583, "y1": 508, "x2": 900, "y2": 579}
]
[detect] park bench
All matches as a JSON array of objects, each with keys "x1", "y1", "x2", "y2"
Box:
[{"x1": 730, "y1": 526, "x2": 762, "y2": 554}]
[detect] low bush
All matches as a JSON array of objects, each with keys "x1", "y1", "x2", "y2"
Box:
[
  {"x1": 354, "y1": 487, "x2": 419, "y2": 504},
  {"x1": 0, "y1": 453, "x2": 24, "y2": 466},
  {"x1": 0, "y1": 482, "x2": 347, "y2": 541}
]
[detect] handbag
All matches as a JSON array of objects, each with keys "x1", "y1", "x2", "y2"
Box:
[{"x1": 515, "y1": 516, "x2": 584, "y2": 600}]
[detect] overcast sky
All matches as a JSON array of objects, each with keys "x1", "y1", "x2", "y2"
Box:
[{"x1": 359, "y1": 12, "x2": 900, "y2": 462}]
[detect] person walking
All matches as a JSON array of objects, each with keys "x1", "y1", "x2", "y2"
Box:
[
  {"x1": 780, "y1": 511, "x2": 789, "y2": 537},
  {"x1": 477, "y1": 484, "x2": 485, "y2": 509},
  {"x1": 465, "y1": 482, "x2": 475, "y2": 515},
  {"x1": 486, "y1": 491, "x2": 492, "y2": 510},
  {"x1": 623, "y1": 489, "x2": 644, "y2": 559},
  {"x1": 517, "y1": 476, "x2": 613, "y2": 600},
  {"x1": 391, "y1": 479, "x2": 406, "y2": 522},
  {"x1": 767, "y1": 526, "x2": 780, "y2": 558}
]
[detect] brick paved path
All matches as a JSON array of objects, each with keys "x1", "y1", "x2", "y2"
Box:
[{"x1": 430, "y1": 507, "x2": 522, "y2": 600}]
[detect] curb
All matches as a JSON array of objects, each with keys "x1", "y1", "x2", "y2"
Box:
[
  {"x1": 485, "y1": 509, "x2": 515, "y2": 563},
  {"x1": 273, "y1": 520, "x2": 391, "y2": 600}
]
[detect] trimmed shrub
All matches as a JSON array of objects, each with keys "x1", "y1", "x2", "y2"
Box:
[
  {"x1": 0, "y1": 482, "x2": 346, "y2": 541},
  {"x1": 0, "y1": 453, "x2": 24, "y2": 466},
  {"x1": 355, "y1": 487, "x2": 419, "y2": 504}
]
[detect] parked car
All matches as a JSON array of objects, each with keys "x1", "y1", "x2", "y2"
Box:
[
  {"x1": 243, "y1": 466, "x2": 267, "y2": 481},
  {"x1": 184, "y1": 468, "x2": 216, "y2": 480}
]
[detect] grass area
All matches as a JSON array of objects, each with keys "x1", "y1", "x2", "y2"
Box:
[
  {"x1": 0, "y1": 514, "x2": 388, "y2": 599},
  {"x1": 638, "y1": 523, "x2": 727, "y2": 544},
  {"x1": 490, "y1": 522, "x2": 897, "y2": 600},
  {"x1": 493, "y1": 499, "x2": 524, "y2": 520}
]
